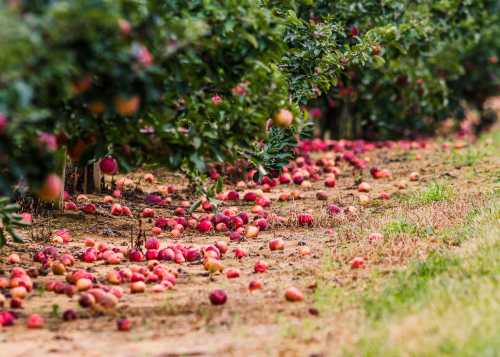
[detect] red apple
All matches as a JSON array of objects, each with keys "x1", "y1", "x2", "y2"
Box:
[
  {"x1": 284, "y1": 287, "x2": 304, "y2": 302},
  {"x1": 254, "y1": 260, "x2": 268, "y2": 273},
  {"x1": 209, "y1": 289, "x2": 227, "y2": 305},
  {"x1": 248, "y1": 280, "x2": 263, "y2": 291},
  {"x1": 99, "y1": 156, "x2": 118, "y2": 175},
  {"x1": 268, "y1": 238, "x2": 285, "y2": 251},
  {"x1": 350, "y1": 257, "x2": 365, "y2": 269},
  {"x1": 38, "y1": 174, "x2": 63, "y2": 202}
]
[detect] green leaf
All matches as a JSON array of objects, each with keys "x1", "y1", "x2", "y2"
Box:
[{"x1": 188, "y1": 199, "x2": 202, "y2": 215}]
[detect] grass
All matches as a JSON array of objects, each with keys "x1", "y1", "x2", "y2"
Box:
[
  {"x1": 451, "y1": 148, "x2": 486, "y2": 167},
  {"x1": 404, "y1": 181, "x2": 454, "y2": 205},
  {"x1": 348, "y1": 195, "x2": 500, "y2": 356},
  {"x1": 382, "y1": 218, "x2": 428, "y2": 238},
  {"x1": 275, "y1": 128, "x2": 500, "y2": 356}
]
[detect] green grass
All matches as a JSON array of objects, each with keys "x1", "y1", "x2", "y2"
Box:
[
  {"x1": 348, "y1": 196, "x2": 500, "y2": 356},
  {"x1": 382, "y1": 218, "x2": 428, "y2": 238},
  {"x1": 451, "y1": 148, "x2": 486, "y2": 167},
  {"x1": 404, "y1": 181, "x2": 453, "y2": 205},
  {"x1": 362, "y1": 252, "x2": 461, "y2": 319}
]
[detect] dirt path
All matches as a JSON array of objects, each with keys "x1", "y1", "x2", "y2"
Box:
[{"x1": 1, "y1": 124, "x2": 498, "y2": 356}]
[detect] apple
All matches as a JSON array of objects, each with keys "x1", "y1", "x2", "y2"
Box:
[
  {"x1": 350, "y1": 257, "x2": 365, "y2": 269},
  {"x1": 284, "y1": 287, "x2": 304, "y2": 302},
  {"x1": 38, "y1": 174, "x2": 63, "y2": 202},
  {"x1": 378, "y1": 191, "x2": 391, "y2": 200},
  {"x1": 269, "y1": 238, "x2": 285, "y2": 251},
  {"x1": 273, "y1": 109, "x2": 293, "y2": 128},
  {"x1": 368, "y1": 232, "x2": 383, "y2": 242},
  {"x1": 114, "y1": 95, "x2": 140, "y2": 116},
  {"x1": 145, "y1": 238, "x2": 160, "y2": 250},
  {"x1": 203, "y1": 257, "x2": 224, "y2": 273},
  {"x1": 409, "y1": 172, "x2": 419, "y2": 181},
  {"x1": 245, "y1": 225, "x2": 260, "y2": 239},
  {"x1": 299, "y1": 246, "x2": 311, "y2": 256},
  {"x1": 7, "y1": 254, "x2": 20, "y2": 264},
  {"x1": 255, "y1": 218, "x2": 269, "y2": 231},
  {"x1": 130, "y1": 281, "x2": 146, "y2": 293},
  {"x1": 99, "y1": 156, "x2": 118, "y2": 175},
  {"x1": 324, "y1": 177, "x2": 336, "y2": 188},
  {"x1": 297, "y1": 213, "x2": 313, "y2": 226},
  {"x1": 81, "y1": 203, "x2": 96, "y2": 214},
  {"x1": 142, "y1": 208, "x2": 155, "y2": 218},
  {"x1": 64, "y1": 201, "x2": 77, "y2": 210},
  {"x1": 225, "y1": 268, "x2": 241, "y2": 279},
  {"x1": 244, "y1": 192, "x2": 258, "y2": 202},
  {"x1": 0, "y1": 113, "x2": 7, "y2": 134},
  {"x1": 358, "y1": 182, "x2": 371, "y2": 192},
  {"x1": 209, "y1": 289, "x2": 227, "y2": 305},
  {"x1": 26, "y1": 314, "x2": 44, "y2": 329},
  {"x1": 116, "y1": 318, "x2": 132, "y2": 331},
  {"x1": 227, "y1": 191, "x2": 240, "y2": 201},
  {"x1": 254, "y1": 260, "x2": 268, "y2": 273},
  {"x1": 316, "y1": 191, "x2": 328, "y2": 200},
  {"x1": 327, "y1": 204, "x2": 342, "y2": 215},
  {"x1": 248, "y1": 280, "x2": 263, "y2": 291},
  {"x1": 197, "y1": 220, "x2": 213, "y2": 233},
  {"x1": 234, "y1": 247, "x2": 248, "y2": 259}
]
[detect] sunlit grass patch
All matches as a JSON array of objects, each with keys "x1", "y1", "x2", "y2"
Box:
[
  {"x1": 404, "y1": 181, "x2": 453, "y2": 205},
  {"x1": 348, "y1": 197, "x2": 500, "y2": 356},
  {"x1": 382, "y1": 218, "x2": 428, "y2": 238},
  {"x1": 451, "y1": 148, "x2": 487, "y2": 168}
]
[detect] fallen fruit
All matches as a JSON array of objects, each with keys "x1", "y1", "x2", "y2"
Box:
[
  {"x1": 269, "y1": 238, "x2": 285, "y2": 251},
  {"x1": 284, "y1": 287, "x2": 304, "y2": 302},
  {"x1": 316, "y1": 191, "x2": 328, "y2": 200},
  {"x1": 248, "y1": 280, "x2": 263, "y2": 291},
  {"x1": 130, "y1": 281, "x2": 146, "y2": 293},
  {"x1": 324, "y1": 177, "x2": 336, "y2": 188},
  {"x1": 62, "y1": 309, "x2": 78, "y2": 321},
  {"x1": 327, "y1": 204, "x2": 342, "y2": 215},
  {"x1": 26, "y1": 314, "x2": 44, "y2": 329},
  {"x1": 209, "y1": 289, "x2": 227, "y2": 305},
  {"x1": 78, "y1": 293, "x2": 96, "y2": 308},
  {"x1": 116, "y1": 318, "x2": 132, "y2": 331},
  {"x1": 225, "y1": 268, "x2": 241, "y2": 279},
  {"x1": 409, "y1": 172, "x2": 420, "y2": 181},
  {"x1": 358, "y1": 182, "x2": 371, "y2": 192},
  {"x1": 254, "y1": 260, "x2": 269, "y2": 273},
  {"x1": 368, "y1": 232, "x2": 383, "y2": 242},
  {"x1": 350, "y1": 257, "x2": 365, "y2": 269},
  {"x1": 7, "y1": 253, "x2": 21, "y2": 264},
  {"x1": 245, "y1": 225, "x2": 260, "y2": 239},
  {"x1": 299, "y1": 246, "x2": 311, "y2": 256},
  {"x1": 197, "y1": 220, "x2": 213, "y2": 233},
  {"x1": 297, "y1": 213, "x2": 313, "y2": 226}
]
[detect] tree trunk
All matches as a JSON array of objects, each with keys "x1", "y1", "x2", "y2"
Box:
[
  {"x1": 59, "y1": 150, "x2": 66, "y2": 211},
  {"x1": 65, "y1": 162, "x2": 103, "y2": 194}
]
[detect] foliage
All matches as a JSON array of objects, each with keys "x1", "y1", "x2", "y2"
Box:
[
  {"x1": 308, "y1": 0, "x2": 500, "y2": 139},
  {"x1": 0, "y1": 197, "x2": 28, "y2": 246}
]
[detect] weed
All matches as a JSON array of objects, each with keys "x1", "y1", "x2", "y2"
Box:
[
  {"x1": 451, "y1": 148, "x2": 486, "y2": 167},
  {"x1": 404, "y1": 181, "x2": 453, "y2": 205},
  {"x1": 383, "y1": 218, "x2": 426, "y2": 238}
]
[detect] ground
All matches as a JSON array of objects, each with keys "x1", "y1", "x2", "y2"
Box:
[{"x1": 0, "y1": 121, "x2": 499, "y2": 356}]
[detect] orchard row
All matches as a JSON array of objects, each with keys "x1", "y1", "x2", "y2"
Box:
[{"x1": 0, "y1": 1, "x2": 498, "y2": 238}]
